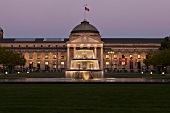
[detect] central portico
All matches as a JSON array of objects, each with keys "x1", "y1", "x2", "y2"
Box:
[{"x1": 66, "y1": 20, "x2": 104, "y2": 79}]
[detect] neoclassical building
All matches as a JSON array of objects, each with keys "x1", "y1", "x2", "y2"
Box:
[{"x1": 0, "y1": 20, "x2": 163, "y2": 72}]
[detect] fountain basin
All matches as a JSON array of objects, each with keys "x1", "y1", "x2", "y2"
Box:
[{"x1": 66, "y1": 70, "x2": 103, "y2": 80}]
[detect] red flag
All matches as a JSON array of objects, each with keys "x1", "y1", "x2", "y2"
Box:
[
  {"x1": 125, "y1": 58, "x2": 127, "y2": 65},
  {"x1": 119, "y1": 58, "x2": 122, "y2": 65},
  {"x1": 85, "y1": 7, "x2": 89, "y2": 11}
]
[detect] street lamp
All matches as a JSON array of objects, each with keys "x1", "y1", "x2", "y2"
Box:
[{"x1": 108, "y1": 51, "x2": 114, "y2": 73}]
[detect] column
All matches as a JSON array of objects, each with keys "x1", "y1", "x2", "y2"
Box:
[
  {"x1": 101, "y1": 47, "x2": 103, "y2": 70},
  {"x1": 94, "y1": 47, "x2": 97, "y2": 58},
  {"x1": 74, "y1": 47, "x2": 76, "y2": 58},
  {"x1": 67, "y1": 47, "x2": 70, "y2": 69}
]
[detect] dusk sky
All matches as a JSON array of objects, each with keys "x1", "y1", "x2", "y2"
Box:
[{"x1": 0, "y1": 0, "x2": 170, "y2": 38}]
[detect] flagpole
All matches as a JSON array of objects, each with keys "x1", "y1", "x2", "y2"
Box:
[
  {"x1": 83, "y1": 4, "x2": 87, "y2": 20},
  {"x1": 84, "y1": 9, "x2": 86, "y2": 20}
]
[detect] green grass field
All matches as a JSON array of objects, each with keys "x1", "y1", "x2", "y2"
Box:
[{"x1": 0, "y1": 84, "x2": 170, "y2": 113}]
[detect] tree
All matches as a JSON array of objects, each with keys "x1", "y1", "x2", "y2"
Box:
[
  {"x1": 144, "y1": 36, "x2": 170, "y2": 73},
  {"x1": 159, "y1": 36, "x2": 170, "y2": 50},
  {"x1": 0, "y1": 46, "x2": 26, "y2": 73}
]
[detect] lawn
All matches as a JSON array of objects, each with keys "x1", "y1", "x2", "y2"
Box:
[{"x1": 0, "y1": 84, "x2": 170, "y2": 113}]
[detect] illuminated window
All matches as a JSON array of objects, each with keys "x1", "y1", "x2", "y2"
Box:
[
  {"x1": 130, "y1": 55, "x2": 133, "y2": 58},
  {"x1": 106, "y1": 62, "x2": 109, "y2": 68},
  {"x1": 114, "y1": 55, "x2": 117, "y2": 59},
  {"x1": 45, "y1": 62, "x2": 48, "y2": 65},
  {"x1": 106, "y1": 55, "x2": 109, "y2": 59},
  {"x1": 122, "y1": 61, "x2": 125, "y2": 65},
  {"x1": 45, "y1": 62, "x2": 49, "y2": 70},
  {"x1": 45, "y1": 54, "x2": 48, "y2": 59},
  {"x1": 53, "y1": 55, "x2": 57, "y2": 59},
  {"x1": 61, "y1": 62, "x2": 64, "y2": 68},
  {"x1": 106, "y1": 62, "x2": 110, "y2": 65},
  {"x1": 53, "y1": 65, "x2": 56, "y2": 69},
  {"x1": 138, "y1": 55, "x2": 141, "y2": 59}
]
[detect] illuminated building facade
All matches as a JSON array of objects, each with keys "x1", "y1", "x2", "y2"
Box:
[{"x1": 0, "y1": 20, "x2": 162, "y2": 72}]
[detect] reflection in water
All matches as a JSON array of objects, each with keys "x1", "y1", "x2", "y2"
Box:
[{"x1": 0, "y1": 78, "x2": 169, "y2": 83}]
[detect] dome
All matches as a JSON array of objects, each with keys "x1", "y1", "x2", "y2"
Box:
[{"x1": 71, "y1": 20, "x2": 99, "y2": 34}]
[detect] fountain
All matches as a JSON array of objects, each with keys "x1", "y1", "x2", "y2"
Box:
[{"x1": 66, "y1": 49, "x2": 103, "y2": 80}]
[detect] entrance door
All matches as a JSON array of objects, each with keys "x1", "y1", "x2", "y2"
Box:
[
  {"x1": 29, "y1": 62, "x2": 33, "y2": 71},
  {"x1": 37, "y1": 62, "x2": 40, "y2": 71},
  {"x1": 137, "y1": 62, "x2": 141, "y2": 69}
]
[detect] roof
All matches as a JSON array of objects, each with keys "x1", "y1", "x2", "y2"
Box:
[
  {"x1": 0, "y1": 38, "x2": 163, "y2": 44},
  {"x1": 101, "y1": 38, "x2": 163, "y2": 43},
  {"x1": 71, "y1": 20, "x2": 99, "y2": 34},
  {"x1": 0, "y1": 38, "x2": 69, "y2": 43}
]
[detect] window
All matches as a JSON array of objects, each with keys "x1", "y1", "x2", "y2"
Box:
[
  {"x1": 26, "y1": 45, "x2": 28, "y2": 47},
  {"x1": 122, "y1": 61, "x2": 125, "y2": 69},
  {"x1": 19, "y1": 45, "x2": 21, "y2": 47},
  {"x1": 45, "y1": 62, "x2": 49, "y2": 66},
  {"x1": 45, "y1": 54, "x2": 48, "y2": 59},
  {"x1": 138, "y1": 55, "x2": 141, "y2": 59},
  {"x1": 106, "y1": 62, "x2": 110, "y2": 65},
  {"x1": 122, "y1": 55, "x2": 125, "y2": 58},
  {"x1": 41, "y1": 45, "x2": 43, "y2": 47},
  {"x1": 33, "y1": 45, "x2": 35, "y2": 47},
  {"x1": 29, "y1": 53, "x2": 33, "y2": 59},
  {"x1": 106, "y1": 55, "x2": 109, "y2": 59},
  {"x1": 130, "y1": 55, "x2": 133, "y2": 58},
  {"x1": 11, "y1": 45, "x2": 13, "y2": 47},
  {"x1": 114, "y1": 55, "x2": 117, "y2": 59},
  {"x1": 106, "y1": 62, "x2": 109, "y2": 68},
  {"x1": 53, "y1": 61, "x2": 57, "y2": 69},
  {"x1": 37, "y1": 53, "x2": 40, "y2": 59},
  {"x1": 61, "y1": 55, "x2": 64, "y2": 59},
  {"x1": 53, "y1": 55, "x2": 57, "y2": 59},
  {"x1": 48, "y1": 45, "x2": 50, "y2": 47},
  {"x1": 122, "y1": 61, "x2": 125, "y2": 65},
  {"x1": 61, "y1": 62, "x2": 64, "y2": 68},
  {"x1": 53, "y1": 61, "x2": 57, "y2": 65},
  {"x1": 37, "y1": 62, "x2": 40, "y2": 69},
  {"x1": 56, "y1": 45, "x2": 58, "y2": 47},
  {"x1": 53, "y1": 65, "x2": 56, "y2": 69}
]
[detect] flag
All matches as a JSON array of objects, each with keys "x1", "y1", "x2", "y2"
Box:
[
  {"x1": 85, "y1": 7, "x2": 89, "y2": 11},
  {"x1": 119, "y1": 58, "x2": 122, "y2": 65},
  {"x1": 125, "y1": 58, "x2": 127, "y2": 65}
]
